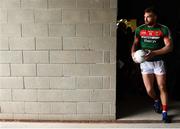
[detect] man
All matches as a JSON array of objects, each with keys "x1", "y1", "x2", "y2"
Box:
[{"x1": 131, "y1": 7, "x2": 173, "y2": 123}]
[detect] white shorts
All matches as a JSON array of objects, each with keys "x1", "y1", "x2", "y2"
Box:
[{"x1": 140, "y1": 60, "x2": 166, "y2": 75}]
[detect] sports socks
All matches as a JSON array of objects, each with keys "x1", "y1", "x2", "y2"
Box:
[{"x1": 162, "y1": 104, "x2": 167, "y2": 112}]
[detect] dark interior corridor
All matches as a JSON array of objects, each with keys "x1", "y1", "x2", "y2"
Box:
[{"x1": 116, "y1": 0, "x2": 180, "y2": 120}]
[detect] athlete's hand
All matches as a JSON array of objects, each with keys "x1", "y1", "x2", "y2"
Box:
[{"x1": 144, "y1": 50, "x2": 154, "y2": 60}]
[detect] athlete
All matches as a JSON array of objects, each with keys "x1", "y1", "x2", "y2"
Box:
[{"x1": 131, "y1": 7, "x2": 173, "y2": 123}]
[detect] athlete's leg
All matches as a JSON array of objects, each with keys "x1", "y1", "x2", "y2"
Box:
[
  {"x1": 154, "y1": 60, "x2": 168, "y2": 111},
  {"x1": 154, "y1": 60, "x2": 170, "y2": 122},
  {"x1": 140, "y1": 61, "x2": 162, "y2": 113},
  {"x1": 155, "y1": 74, "x2": 168, "y2": 108},
  {"x1": 142, "y1": 74, "x2": 157, "y2": 100},
  {"x1": 155, "y1": 74, "x2": 170, "y2": 123}
]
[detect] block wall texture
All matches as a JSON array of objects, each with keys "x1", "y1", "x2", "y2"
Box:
[{"x1": 0, "y1": 0, "x2": 117, "y2": 120}]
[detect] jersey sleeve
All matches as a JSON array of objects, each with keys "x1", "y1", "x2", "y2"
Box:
[
  {"x1": 162, "y1": 26, "x2": 172, "y2": 40},
  {"x1": 134, "y1": 27, "x2": 140, "y2": 38},
  {"x1": 134, "y1": 27, "x2": 141, "y2": 43}
]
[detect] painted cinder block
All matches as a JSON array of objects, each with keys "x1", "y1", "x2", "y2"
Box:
[{"x1": 0, "y1": 0, "x2": 117, "y2": 120}]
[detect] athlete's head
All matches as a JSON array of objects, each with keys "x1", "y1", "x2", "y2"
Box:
[{"x1": 144, "y1": 7, "x2": 158, "y2": 26}]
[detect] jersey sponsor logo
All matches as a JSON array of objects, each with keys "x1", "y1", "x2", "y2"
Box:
[
  {"x1": 140, "y1": 30, "x2": 163, "y2": 37},
  {"x1": 141, "y1": 36, "x2": 160, "y2": 39},
  {"x1": 143, "y1": 39, "x2": 157, "y2": 43}
]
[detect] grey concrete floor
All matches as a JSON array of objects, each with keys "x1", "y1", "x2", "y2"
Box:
[
  {"x1": 0, "y1": 121, "x2": 180, "y2": 128},
  {"x1": 116, "y1": 93, "x2": 180, "y2": 122}
]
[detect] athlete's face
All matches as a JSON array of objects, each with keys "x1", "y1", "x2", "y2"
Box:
[{"x1": 144, "y1": 12, "x2": 157, "y2": 26}]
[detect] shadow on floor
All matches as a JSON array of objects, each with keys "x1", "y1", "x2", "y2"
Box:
[
  {"x1": 116, "y1": 93, "x2": 152, "y2": 119},
  {"x1": 116, "y1": 93, "x2": 180, "y2": 121}
]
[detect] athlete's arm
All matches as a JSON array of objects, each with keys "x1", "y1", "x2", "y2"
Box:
[
  {"x1": 131, "y1": 37, "x2": 140, "y2": 57},
  {"x1": 131, "y1": 37, "x2": 140, "y2": 63},
  {"x1": 145, "y1": 37, "x2": 173, "y2": 60}
]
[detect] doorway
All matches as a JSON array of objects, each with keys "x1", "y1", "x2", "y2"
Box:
[{"x1": 116, "y1": 0, "x2": 180, "y2": 120}]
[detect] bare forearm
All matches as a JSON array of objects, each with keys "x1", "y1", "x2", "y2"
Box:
[
  {"x1": 152, "y1": 44, "x2": 173, "y2": 56},
  {"x1": 131, "y1": 37, "x2": 140, "y2": 54},
  {"x1": 131, "y1": 43, "x2": 137, "y2": 53}
]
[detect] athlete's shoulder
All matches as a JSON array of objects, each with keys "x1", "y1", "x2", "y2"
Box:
[
  {"x1": 157, "y1": 23, "x2": 169, "y2": 30},
  {"x1": 135, "y1": 24, "x2": 146, "y2": 33},
  {"x1": 157, "y1": 23, "x2": 171, "y2": 37},
  {"x1": 136, "y1": 24, "x2": 146, "y2": 30}
]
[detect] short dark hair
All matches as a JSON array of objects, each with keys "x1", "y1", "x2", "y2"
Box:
[{"x1": 144, "y1": 7, "x2": 158, "y2": 16}]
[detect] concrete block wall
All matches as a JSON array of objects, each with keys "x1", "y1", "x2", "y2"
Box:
[{"x1": 0, "y1": 0, "x2": 117, "y2": 121}]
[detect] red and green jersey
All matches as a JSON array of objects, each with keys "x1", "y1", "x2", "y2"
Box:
[{"x1": 134, "y1": 23, "x2": 172, "y2": 61}]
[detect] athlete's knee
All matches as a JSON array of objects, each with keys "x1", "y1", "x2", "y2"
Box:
[
  {"x1": 146, "y1": 87, "x2": 154, "y2": 95},
  {"x1": 158, "y1": 84, "x2": 167, "y2": 92}
]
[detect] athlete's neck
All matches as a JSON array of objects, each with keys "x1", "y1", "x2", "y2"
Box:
[{"x1": 147, "y1": 23, "x2": 157, "y2": 27}]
